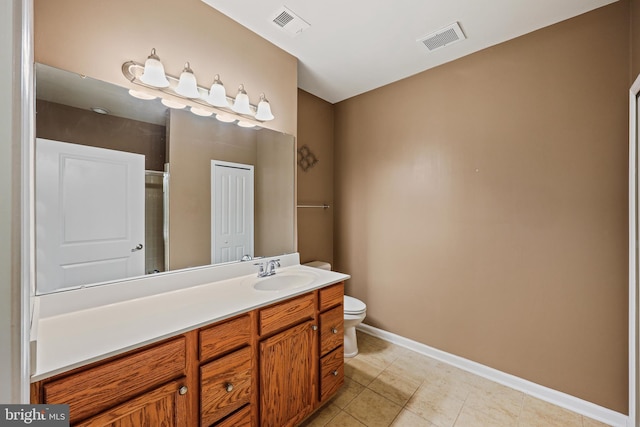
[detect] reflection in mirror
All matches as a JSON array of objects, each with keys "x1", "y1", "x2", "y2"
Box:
[{"x1": 35, "y1": 63, "x2": 295, "y2": 294}]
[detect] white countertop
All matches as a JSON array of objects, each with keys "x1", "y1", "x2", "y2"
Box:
[{"x1": 31, "y1": 257, "x2": 349, "y2": 382}]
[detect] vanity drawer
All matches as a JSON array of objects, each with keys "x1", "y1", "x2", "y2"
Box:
[
  {"x1": 320, "y1": 346, "x2": 344, "y2": 402},
  {"x1": 319, "y1": 282, "x2": 344, "y2": 312},
  {"x1": 214, "y1": 405, "x2": 252, "y2": 427},
  {"x1": 320, "y1": 305, "x2": 344, "y2": 356},
  {"x1": 200, "y1": 346, "x2": 253, "y2": 426},
  {"x1": 43, "y1": 337, "x2": 186, "y2": 424},
  {"x1": 200, "y1": 314, "x2": 252, "y2": 362},
  {"x1": 259, "y1": 293, "x2": 315, "y2": 336}
]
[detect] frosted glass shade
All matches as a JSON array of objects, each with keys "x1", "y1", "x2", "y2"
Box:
[
  {"x1": 237, "y1": 120, "x2": 255, "y2": 128},
  {"x1": 190, "y1": 107, "x2": 213, "y2": 117},
  {"x1": 128, "y1": 89, "x2": 156, "y2": 100},
  {"x1": 140, "y1": 49, "x2": 170, "y2": 88},
  {"x1": 206, "y1": 75, "x2": 230, "y2": 107},
  {"x1": 175, "y1": 63, "x2": 200, "y2": 98},
  {"x1": 255, "y1": 95, "x2": 274, "y2": 121},
  {"x1": 232, "y1": 85, "x2": 252, "y2": 115},
  {"x1": 215, "y1": 113, "x2": 236, "y2": 123},
  {"x1": 161, "y1": 98, "x2": 186, "y2": 109}
]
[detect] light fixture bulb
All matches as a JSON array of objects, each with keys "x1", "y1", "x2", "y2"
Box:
[
  {"x1": 190, "y1": 107, "x2": 213, "y2": 117},
  {"x1": 206, "y1": 75, "x2": 230, "y2": 108},
  {"x1": 175, "y1": 62, "x2": 201, "y2": 98},
  {"x1": 140, "y1": 48, "x2": 170, "y2": 88},
  {"x1": 161, "y1": 98, "x2": 186, "y2": 109},
  {"x1": 215, "y1": 113, "x2": 236, "y2": 123},
  {"x1": 255, "y1": 93, "x2": 275, "y2": 121},
  {"x1": 232, "y1": 84, "x2": 252, "y2": 115},
  {"x1": 128, "y1": 89, "x2": 156, "y2": 100}
]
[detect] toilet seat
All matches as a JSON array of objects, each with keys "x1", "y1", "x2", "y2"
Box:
[{"x1": 344, "y1": 295, "x2": 366, "y2": 315}]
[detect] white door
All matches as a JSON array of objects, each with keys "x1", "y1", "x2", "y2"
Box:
[
  {"x1": 36, "y1": 138, "x2": 145, "y2": 293},
  {"x1": 211, "y1": 160, "x2": 254, "y2": 264}
]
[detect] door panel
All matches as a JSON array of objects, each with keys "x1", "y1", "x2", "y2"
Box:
[
  {"x1": 211, "y1": 161, "x2": 254, "y2": 264},
  {"x1": 36, "y1": 138, "x2": 145, "y2": 293}
]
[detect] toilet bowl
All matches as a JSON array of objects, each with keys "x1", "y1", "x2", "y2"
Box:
[{"x1": 303, "y1": 261, "x2": 367, "y2": 358}]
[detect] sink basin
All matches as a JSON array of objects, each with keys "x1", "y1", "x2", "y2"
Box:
[{"x1": 250, "y1": 271, "x2": 317, "y2": 291}]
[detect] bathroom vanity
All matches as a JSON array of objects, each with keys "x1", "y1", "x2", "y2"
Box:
[{"x1": 29, "y1": 255, "x2": 348, "y2": 426}]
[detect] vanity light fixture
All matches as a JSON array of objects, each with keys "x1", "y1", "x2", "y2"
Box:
[
  {"x1": 206, "y1": 75, "x2": 230, "y2": 107},
  {"x1": 232, "y1": 84, "x2": 252, "y2": 115},
  {"x1": 139, "y1": 48, "x2": 170, "y2": 88},
  {"x1": 175, "y1": 62, "x2": 201, "y2": 98},
  {"x1": 122, "y1": 50, "x2": 276, "y2": 127},
  {"x1": 255, "y1": 93, "x2": 274, "y2": 121}
]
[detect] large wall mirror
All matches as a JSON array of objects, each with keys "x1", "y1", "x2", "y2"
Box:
[{"x1": 35, "y1": 63, "x2": 295, "y2": 294}]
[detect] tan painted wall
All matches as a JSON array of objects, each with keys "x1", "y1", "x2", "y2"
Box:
[
  {"x1": 35, "y1": 100, "x2": 166, "y2": 171},
  {"x1": 297, "y1": 90, "x2": 335, "y2": 266},
  {"x1": 255, "y1": 131, "x2": 296, "y2": 258},
  {"x1": 34, "y1": 0, "x2": 297, "y2": 136},
  {"x1": 334, "y1": 2, "x2": 629, "y2": 412}
]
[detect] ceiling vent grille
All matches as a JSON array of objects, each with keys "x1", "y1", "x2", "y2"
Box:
[
  {"x1": 271, "y1": 6, "x2": 310, "y2": 37},
  {"x1": 417, "y1": 22, "x2": 466, "y2": 52}
]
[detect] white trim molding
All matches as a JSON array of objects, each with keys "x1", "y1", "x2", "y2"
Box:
[{"x1": 357, "y1": 323, "x2": 629, "y2": 427}]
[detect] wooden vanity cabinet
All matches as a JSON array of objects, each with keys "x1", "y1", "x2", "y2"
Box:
[
  {"x1": 318, "y1": 283, "x2": 345, "y2": 404},
  {"x1": 31, "y1": 335, "x2": 194, "y2": 426},
  {"x1": 198, "y1": 313, "x2": 255, "y2": 427}
]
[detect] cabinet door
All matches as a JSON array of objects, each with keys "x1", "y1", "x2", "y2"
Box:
[
  {"x1": 260, "y1": 320, "x2": 315, "y2": 427},
  {"x1": 75, "y1": 378, "x2": 188, "y2": 427}
]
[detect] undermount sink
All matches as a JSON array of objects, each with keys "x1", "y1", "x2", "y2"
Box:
[{"x1": 250, "y1": 271, "x2": 317, "y2": 291}]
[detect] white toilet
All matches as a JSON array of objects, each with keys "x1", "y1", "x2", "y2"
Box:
[{"x1": 304, "y1": 261, "x2": 367, "y2": 358}]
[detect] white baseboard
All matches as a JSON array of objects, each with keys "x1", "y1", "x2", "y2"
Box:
[{"x1": 357, "y1": 323, "x2": 629, "y2": 427}]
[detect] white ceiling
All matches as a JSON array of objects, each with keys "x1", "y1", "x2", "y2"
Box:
[{"x1": 201, "y1": 0, "x2": 618, "y2": 104}]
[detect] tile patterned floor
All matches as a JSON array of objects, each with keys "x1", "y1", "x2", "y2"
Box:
[{"x1": 300, "y1": 332, "x2": 611, "y2": 427}]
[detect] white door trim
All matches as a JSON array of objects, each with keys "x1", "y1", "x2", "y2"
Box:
[{"x1": 629, "y1": 72, "x2": 640, "y2": 427}]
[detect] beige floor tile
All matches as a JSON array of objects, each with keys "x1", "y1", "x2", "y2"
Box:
[
  {"x1": 583, "y1": 416, "x2": 612, "y2": 427},
  {"x1": 519, "y1": 396, "x2": 582, "y2": 427},
  {"x1": 368, "y1": 368, "x2": 422, "y2": 406},
  {"x1": 390, "y1": 409, "x2": 438, "y2": 426},
  {"x1": 344, "y1": 388, "x2": 403, "y2": 427},
  {"x1": 405, "y1": 384, "x2": 465, "y2": 427},
  {"x1": 355, "y1": 343, "x2": 400, "y2": 371},
  {"x1": 344, "y1": 357, "x2": 386, "y2": 386},
  {"x1": 331, "y1": 377, "x2": 366, "y2": 409},
  {"x1": 325, "y1": 411, "x2": 367, "y2": 427},
  {"x1": 300, "y1": 403, "x2": 342, "y2": 427},
  {"x1": 454, "y1": 404, "x2": 516, "y2": 427},
  {"x1": 464, "y1": 382, "x2": 523, "y2": 421}
]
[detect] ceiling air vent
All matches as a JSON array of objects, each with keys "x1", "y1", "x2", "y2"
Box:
[
  {"x1": 271, "y1": 6, "x2": 310, "y2": 37},
  {"x1": 417, "y1": 22, "x2": 466, "y2": 52}
]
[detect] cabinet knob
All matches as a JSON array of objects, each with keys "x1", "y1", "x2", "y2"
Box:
[
  {"x1": 311, "y1": 325, "x2": 318, "y2": 331},
  {"x1": 178, "y1": 386, "x2": 188, "y2": 395},
  {"x1": 332, "y1": 370, "x2": 339, "y2": 376},
  {"x1": 331, "y1": 327, "x2": 338, "y2": 334},
  {"x1": 225, "y1": 383, "x2": 234, "y2": 392}
]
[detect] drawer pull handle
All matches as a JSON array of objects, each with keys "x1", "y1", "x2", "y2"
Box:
[
  {"x1": 332, "y1": 370, "x2": 339, "y2": 376},
  {"x1": 178, "y1": 386, "x2": 188, "y2": 395},
  {"x1": 311, "y1": 325, "x2": 318, "y2": 331},
  {"x1": 331, "y1": 327, "x2": 338, "y2": 334},
  {"x1": 225, "y1": 383, "x2": 234, "y2": 392}
]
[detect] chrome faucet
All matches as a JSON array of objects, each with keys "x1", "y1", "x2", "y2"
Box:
[{"x1": 255, "y1": 259, "x2": 280, "y2": 277}]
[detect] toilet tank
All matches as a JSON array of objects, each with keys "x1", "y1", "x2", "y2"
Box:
[{"x1": 303, "y1": 261, "x2": 331, "y2": 271}]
